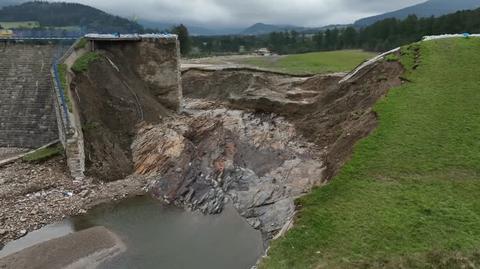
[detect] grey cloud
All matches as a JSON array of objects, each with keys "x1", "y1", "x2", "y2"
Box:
[{"x1": 47, "y1": 0, "x2": 426, "y2": 27}]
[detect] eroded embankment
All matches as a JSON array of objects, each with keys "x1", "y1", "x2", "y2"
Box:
[
  {"x1": 182, "y1": 61, "x2": 404, "y2": 182},
  {"x1": 71, "y1": 49, "x2": 171, "y2": 180},
  {"x1": 135, "y1": 61, "x2": 404, "y2": 238},
  {"x1": 72, "y1": 51, "x2": 403, "y2": 239}
]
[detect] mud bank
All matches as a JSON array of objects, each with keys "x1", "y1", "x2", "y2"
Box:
[{"x1": 0, "y1": 227, "x2": 125, "y2": 269}]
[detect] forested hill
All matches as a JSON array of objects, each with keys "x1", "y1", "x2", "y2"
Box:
[
  {"x1": 0, "y1": 1, "x2": 143, "y2": 33},
  {"x1": 190, "y1": 7, "x2": 480, "y2": 56}
]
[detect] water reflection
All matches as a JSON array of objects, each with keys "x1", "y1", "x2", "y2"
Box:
[{"x1": 1, "y1": 196, "x2": 264, "y2": 269}]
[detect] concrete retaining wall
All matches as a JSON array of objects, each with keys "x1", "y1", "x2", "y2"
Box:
[{"x1": 51, "y1": 39, "x2": 88, "y2": 180}]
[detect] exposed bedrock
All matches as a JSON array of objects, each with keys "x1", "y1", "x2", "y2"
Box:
[
  {"x1": 132, "y1": 102, "x2": 325, "y2": 237},
  {"x1": 131, "y1": 60, "x2": 404, "y2": 238}
]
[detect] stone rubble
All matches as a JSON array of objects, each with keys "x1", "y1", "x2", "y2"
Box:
[
  {"x1": 132, "y1": 99, "x2": 326, "y2": 239},
  {"x1": 0, "y1": 157, "x2": 148, "y2": 246}
]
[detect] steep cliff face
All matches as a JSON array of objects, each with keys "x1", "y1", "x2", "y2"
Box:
[
  {"x1": 94, "y1": 39, "x2": 182, "y2": 111},
  {"x1": 71, "y1": 39, "x2": 180, "y2": 181}
]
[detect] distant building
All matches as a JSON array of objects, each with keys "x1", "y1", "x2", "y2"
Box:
[
  {"x1": 254, "y1": 48, "x2": 271, "y2": 56},
  {"x1": 0, "y1": 29, "x2": 13, "y2": 38}
]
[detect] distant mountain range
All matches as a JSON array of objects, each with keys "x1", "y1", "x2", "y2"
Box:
[
  {"x1": 240, "y1": 23, "x2": 352, "y2": 36},
  {"x1": 140, "y1": 20, "x2": 243, "y2": 36},
  {"x1": 240, "y1": 23, "x2": 308, "y2": 35},
  {"x1": 2, "y1": 0, "x2": 480, "y2": 36},
  {"x1": 355, "y1": 0, "x2": 480, "y2": 26},
  {"x1": 140, "y1": 21, "x2": 348, "y2": 36}
]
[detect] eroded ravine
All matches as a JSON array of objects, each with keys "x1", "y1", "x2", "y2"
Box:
[
  {"x1": 73, "y1": 51, "x2": 404, "y2": 239},
  {"x1": 128, "y1": 59, "x2": 404, "y2": 240}
]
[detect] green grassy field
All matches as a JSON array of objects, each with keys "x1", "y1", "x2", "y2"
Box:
[
  {"x1": 242, "y1": 50, "x2": 376, "y2": 74},
  {"x1": 260, "y1": 38, "x2": 480, "y2": 268},
  {"x1": 0, "y1": 21, "x2": 39, "y2": 29}
]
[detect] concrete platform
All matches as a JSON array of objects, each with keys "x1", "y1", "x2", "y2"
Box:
[{"x1": 0, "y1": 226, "x2": 125, "y2": 269}]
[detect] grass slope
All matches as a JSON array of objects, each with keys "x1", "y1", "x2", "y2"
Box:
[
  {"x1": 260, "y1": 38, "x2": 480, "y2": 268},
  {"x1": 72, "y1": 52, "x2": 100, "y2": 73},
  {"x1": 243, "y1": 50, "x2": 376, "y2": 74}
]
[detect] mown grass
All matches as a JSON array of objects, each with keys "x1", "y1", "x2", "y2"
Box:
[
  {"x1": 58, "y1": 64, "x2": 72, "y2": 112},
  {"x1": 260, "y1": 38, "x2": 480, "y2": 268},
  {"x1": 72, "y1": 52, "x2": 100, "y2": 73},
  {"x1": 242, "y1": 50, "x2": 376, "y2": 74},
  {"x1": 23, "y1": 144, "x2": 64, "y2": 163}
]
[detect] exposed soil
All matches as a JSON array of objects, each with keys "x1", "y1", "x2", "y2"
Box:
[
  {"x1": 71, "y1": 49, "x2": 171, "y2": 181},
  {"x1": 69, "y1": 55, "x2": 404, "y2": 239},
  {"x1": 126, "y1": 59, "x2": 404, "y2": 238},
  {"x1": 182, "y1": 60, "x2": 404, "y2": 181},
  {"x1": 0, "y1": 157, "x2": 148, "y2": 247}
]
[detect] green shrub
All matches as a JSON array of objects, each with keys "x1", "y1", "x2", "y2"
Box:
[
  {"x1": 74, "y1": 38, "x2": 87, "y2": 50},
  {"x1": 72, "y1": 52, "x2": 100, "y2": 73},
  {"x1": 385, "y1": 53, "x2": 399, "y2": 62}
]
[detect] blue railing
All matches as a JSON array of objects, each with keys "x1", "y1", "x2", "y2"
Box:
[
  {"x1": 51, "y1": 43, "x2": 71, "y2": 131},
  {"x1": 52, "y1": 62, "x2": 70, "y2": 129}
]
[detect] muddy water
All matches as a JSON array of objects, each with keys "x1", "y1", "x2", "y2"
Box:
[{"x1": 0, "y1": 196, "x2": 264, "y2": 269}]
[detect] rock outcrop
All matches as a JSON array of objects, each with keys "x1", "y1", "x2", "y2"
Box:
[
  {"x1": 137, "y1": 60, "x2": 405, "y2": 238},
  {"x1": 132, "y1": 100, "x2": 325, "y2": 237}
]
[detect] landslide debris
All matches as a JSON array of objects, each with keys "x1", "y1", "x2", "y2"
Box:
[
  {"x1": 71, "y1": 49, "x2": 403, "y2": 239},
  {"x1": 0, "y1": 157, "x2": 147, "y2": 246},
  {"x1": 132, "y1": 100, "x2": 325, "y2": 237},
  {"x1": 131, "y1": 60, "x2": 404, "y2": 238},
  {"x1": 182, "y1": 60, "x2": 404, "y2": 180}
]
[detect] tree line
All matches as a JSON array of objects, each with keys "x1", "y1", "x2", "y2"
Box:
[{"x1": 187, "y1": 8, "x2": 480, "y2": 56}]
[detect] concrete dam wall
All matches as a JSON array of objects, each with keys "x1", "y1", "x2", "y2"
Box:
[{"x1": 0, "y1": 43, "x2": 59, "y2": 149}]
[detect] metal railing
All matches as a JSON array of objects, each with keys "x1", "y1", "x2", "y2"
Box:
[{"x1": 52, "y1": 62, "x2": 70, "y2": 130}]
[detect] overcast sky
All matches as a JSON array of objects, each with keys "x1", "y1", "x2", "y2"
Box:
[{"x1": 52, "y1": 0, "x2": 427, "y2": 27}]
